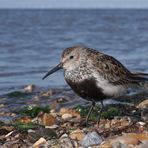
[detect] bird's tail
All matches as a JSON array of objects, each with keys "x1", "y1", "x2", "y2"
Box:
[{"x1": 131, "y1": 72, "x2": 148, "y2": 82}]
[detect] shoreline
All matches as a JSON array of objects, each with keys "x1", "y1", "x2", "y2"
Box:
[{"x1": 0, "y1": 84, "x2": 148, "y2": 147}]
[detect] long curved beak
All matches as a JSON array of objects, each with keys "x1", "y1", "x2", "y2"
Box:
[{"x1": 42, "y1": 63, "x2": 63, "y2": 80}]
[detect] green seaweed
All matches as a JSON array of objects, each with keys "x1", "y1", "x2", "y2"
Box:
[
  {"x1": 75, "y1": 105, "x2": 122, "y2": 121},
  {"x1": 8, "y1": 91, "x2": 28, "y2": 98},
  {"x1": 13, "y1": 122, "x2": 36, "y2": 130},
  {"x1": 75, "y1": 105, "x2": 99, "y2": 121},
  {"x1": 19, "y1": 105, "x2": 50, "y2": 118},
  {"x1": 75, "y1": 105, "x2": 89, "y2": 116},
  {"x1": 101, "y1": 107, "x2": 121, "y2": 119}
]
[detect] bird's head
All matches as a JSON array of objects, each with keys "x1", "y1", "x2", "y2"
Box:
[{"x1": 42, "y1": 46, "x2": 84, "y2": 79}]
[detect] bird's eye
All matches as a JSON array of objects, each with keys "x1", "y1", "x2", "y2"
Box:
[{"x1": 69, "y1": 55, "x2": 74, "y2": 59}]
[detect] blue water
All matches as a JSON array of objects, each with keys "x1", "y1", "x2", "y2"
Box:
[{"x1": 0, "y1": 9, "x2": 148, "y2": 94}]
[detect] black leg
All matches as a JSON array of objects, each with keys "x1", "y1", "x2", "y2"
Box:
[
  {"x1": 97, "y1": 101, "x2": 104, "y2": 126},
  {"x1": 86, "y1": 101, "x2": 95, "y2": 125}
]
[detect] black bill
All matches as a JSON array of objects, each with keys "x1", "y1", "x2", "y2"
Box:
[{"x1": 42, "y1": 63, "x2": 63, "y2": 80}]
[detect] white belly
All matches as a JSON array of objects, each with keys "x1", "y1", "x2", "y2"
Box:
[{"x1": 94, "y1": 74, "x2": 127, "y2": 97}]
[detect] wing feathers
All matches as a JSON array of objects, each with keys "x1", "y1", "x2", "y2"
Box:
[
  {"x1": 131, "y1": 72, "x2": 148, "y2": 82},
  {"x1": 88, "y1": 48, "x2": 147, "y2": 85}
]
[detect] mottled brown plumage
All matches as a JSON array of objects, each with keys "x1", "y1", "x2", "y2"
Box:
[{"x1": 43, "y1": 46, "x2": 148, "y2": 125}]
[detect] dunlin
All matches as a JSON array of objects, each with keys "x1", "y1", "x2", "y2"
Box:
[{"x1": 43, "y1": 46, "x2": 148, "y2": 125}]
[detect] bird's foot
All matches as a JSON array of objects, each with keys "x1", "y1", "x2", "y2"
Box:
[
  {"x1": 79, "y1": 120, "x2": 90, "y2": 127},
  {"x1": 79, "y1": 119, "x2": 96, "y2": 127}
]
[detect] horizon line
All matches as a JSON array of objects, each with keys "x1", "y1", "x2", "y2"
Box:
[{"x1": 0, "y1": 7, "x2": 148, "y2": 10}]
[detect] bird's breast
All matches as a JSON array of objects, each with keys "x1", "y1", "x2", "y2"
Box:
[
  {"x1": 64, "y1": 67, "x2": 92, "y2": 83},
  {"x1": 64, "y1": 70, "x2": 106, "y2": 100}
]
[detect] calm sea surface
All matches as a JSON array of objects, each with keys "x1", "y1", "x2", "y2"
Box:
[{"x1": 0, "y1": 9, "x2": 148, "y2": 94}]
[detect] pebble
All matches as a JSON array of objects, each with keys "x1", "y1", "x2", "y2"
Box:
[
  {"x1": 81, "y1": 131, "x2": 103, "y2": 147},
  {"x1": 57, "y1": 97, "x2": 68, "y2": 103},
  {"x1": 0, "y1": 104, "x2": 4, "y2": 107},
  {"x1": 45, "y1": 125, "x2": 59, "y2": 129},
  {"x1": 50, "y1": 109, "x2": 56, "y2": 113},
  {"x1": 137, "y1": 140, "x2": 148, "y2": 148},
  {"x1": 60, "y1": 108, "x2": 81, "y2": 119},
  {"x1": 41, "y1": 90, "x2": 53, "y2": 97},
  {"x1": 137, "y1": 99, "x2": 148, "y2": 109},
  {"x1": 41, "y1": 113, "x2": 56, "y2": 126},
  {"x1": 115, "y1": 135, "x2": 140, "y2": 146},
  {"x1": 59, "y1": 137, "x2": 73, "y2": 148},
  {"x1": 100, "y1": 133, "x2": 147, "y2": 148},
  {"x1": 137, "y1": 122, "x2": 146, "y2": 126},
  {"x1": 124, "y1": 133, "x2": 148, "y2": 141},
  {"x1": 62, "y1": 113, "x2": 72, "y2": 120},
  {"x1": 33, "y1": 137, "x2": 46, "y2": 148},
  {"x1": 61, "y1": 133, "x2": 69, "y2": 138},
  {"x1": 112, "y1": 141, "x2": 130, "y2": 148},
  {"x1": 50, "y1": 109, "x2": 58, "y2": 117},
  {"x1": 69, "y1": 129, "x2": 85, "y2": 141},
  {"x1": 110, "y1": 117, "x2": 131, "y2": 128},
  {"x1": 24, "y1": 84, "x2": 36, "y2": 93},
  {"x1": 41, "y1": 137, "x2": 74, "y2": 148},
  {"x1": 27, "y1": 126, "x2": 57, "y2": 143},
  {"x1": 28, "y1": 129, "x2": 35, "y2": 133},
  {"x1": 5, "y1": 131, "x2": 15, "y2": 138},
  {"x1": 40, "y1": 139, "x2": 58, "y2": 148},
  {"x1": 17, "y1": 116, "x2": 32, "y2": 123}
]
